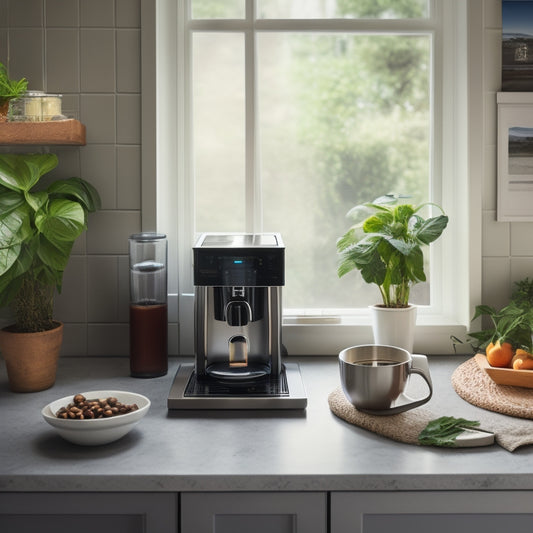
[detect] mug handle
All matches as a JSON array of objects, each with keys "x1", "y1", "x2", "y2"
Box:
[{"x1": 360, "y1": 354, "x2": 433, "y2": 416}]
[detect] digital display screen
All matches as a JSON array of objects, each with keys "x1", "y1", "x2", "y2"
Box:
[{"x1": 193, "y1": 249, "x2": 284, "y2": 286}]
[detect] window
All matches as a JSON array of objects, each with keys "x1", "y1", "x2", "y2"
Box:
[{"x1": 151, "y1": 0, "x2": 479, "y2": 355}]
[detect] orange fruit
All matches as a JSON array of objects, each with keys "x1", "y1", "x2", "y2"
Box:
[
  {"x1": 486, "y1": 340, "x2": 514, "y2": 368},
  {"x1": 512, "y1": 349, "x2": 533, "y2": 370}
]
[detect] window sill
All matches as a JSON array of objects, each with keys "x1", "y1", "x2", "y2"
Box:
[{"x1": 282, "y1": 318, "x2": 469, "y2": 356}]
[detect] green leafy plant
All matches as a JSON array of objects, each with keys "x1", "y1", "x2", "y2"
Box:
[
  {"x1": 336, "y1": 194, "x2": 448, "y2": 307},
  {"x1": 0, "y1": 153, "x2": 101, "y2": 332},
  {"x1": 0, "y1": 62, "x2": 28, "y2": 105},
  {"x1": 511, "y1": 277, "x2": 533, "y2": 313},
  {"x1": 468, "y1": 277, "x2": 533, "y2": 352}
]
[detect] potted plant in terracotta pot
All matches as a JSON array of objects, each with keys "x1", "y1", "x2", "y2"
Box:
[
  {"x1": 0, "y1": 153, "x2": 101, "y2": 392},
  {"x1": 0, "y1": 62, "x2": 28, "y2": 121},
  {"x1": 336, "y1": 194, "x2": 448, "y2": 352}
]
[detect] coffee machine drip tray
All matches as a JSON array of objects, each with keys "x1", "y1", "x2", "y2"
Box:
[{"x1": 167, "y1": 363, "x2": 307, "y2": 409}]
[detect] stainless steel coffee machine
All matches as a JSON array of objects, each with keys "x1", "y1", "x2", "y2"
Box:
[{"x1": 168, "y1": 233, "x2": 306, "y2": 409}]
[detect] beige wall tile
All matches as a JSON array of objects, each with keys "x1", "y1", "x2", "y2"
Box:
[
  {"x1": 88, "y1": 324, "x2": 129, "y2": 356},
  {"x1": 511, "y1": 223, "x2": 533, "y2": 256},
  {"x1": 80, "y1": 144, "x2": 117, "y2": 209},
  {"x1": 46, "y1": 28, "x2": 79, "y2": 93},
  {"x1": 117, "y1": 145, "x2": 141, "y2": 209},
  {"x1": 482, "y1": 209, "x2": 510, "y2": 257},
  {"x1": 54, "y1": 256, "x2": 88, "y2": 323},
  {"x1": 117, "y1": 94, "x2": 141, "y2": 144},
  {"x1": 80, "y1": 0, "x2": 114, "y2": 27},
  {"x1": 86, "y1": 210, "x2": 141, "y2": 255},
  {"x1": 117, "y1": 29, "x2": 140, "y2": 92},
  {"x1": 46, "y1": 0, "x2": 79, "y2": 27},
  {"x1": 8, "y1": 0, "x2": 42, "y2": 27},
  {"x1": 116, "y1": 0, "x2": 140, "y2": 28},
  {"x1": 80, "y1": 29, "x2": 115, "y2": 92},
  {"x1": 61, "y1": 324, "x2": 88, "y2": 356},
  {"x1": 482, "y1": 256, "x2": 511, "y2": 311},
  {"x1": 81, "y1": 94, "x2": 116, "y2": 143},
  {"x1": 87, "y1": 255, "x2": 118, "y2": 322}
]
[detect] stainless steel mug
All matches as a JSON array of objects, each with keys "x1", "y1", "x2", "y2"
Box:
[{"x1": 339, "y1": 344, "x2": 433, "y2": 415}]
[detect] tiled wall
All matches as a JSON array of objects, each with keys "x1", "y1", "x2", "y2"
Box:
[
  {"x1": 0, "y1": 0, "x2": 143, "y2": 355},
  {"x1": 481, "y1": 1, "x2": 533, "y2": 312}
]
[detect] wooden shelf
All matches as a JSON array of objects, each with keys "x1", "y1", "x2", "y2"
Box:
[{"x1": 0, "y1": 119, "x2": 86, "y2": 145}]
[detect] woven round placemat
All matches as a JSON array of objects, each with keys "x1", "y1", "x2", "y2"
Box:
[
  {"x1": 451, "y1": 357, "x2": 533, "y2": 420},
  {"x1": 328, "y1": 387, "x2": 434, "y2": 446}
]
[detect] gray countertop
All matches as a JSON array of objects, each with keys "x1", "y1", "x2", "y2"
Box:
[{"x1": 1, "y1": 355, "x2": 533, "y2": 493}]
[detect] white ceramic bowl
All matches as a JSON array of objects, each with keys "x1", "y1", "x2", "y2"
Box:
[{"x1": 42, "y1": 390, "x2": 150, "y2": 446}]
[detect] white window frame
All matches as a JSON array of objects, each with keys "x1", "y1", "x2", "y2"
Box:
[{"x1": 142, "y1": 0, "x2": 483, "y2": 356}]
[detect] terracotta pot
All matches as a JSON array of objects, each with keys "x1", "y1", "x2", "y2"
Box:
[
  {"x1": 0, "y1": 100, "x2": 9, "y2": 122},
  {"x1": 370, "y1": 304, "x2": 417, "y2": 353},
  {"x1": 0, "y1": 322, "x2": 63, "y2": 392}
]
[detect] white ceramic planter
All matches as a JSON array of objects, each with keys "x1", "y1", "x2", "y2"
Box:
[{"x1": 370, "y1": 304, "x2": 417, "y2": 353}]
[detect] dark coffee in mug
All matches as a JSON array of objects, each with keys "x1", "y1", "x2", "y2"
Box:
[{"x1": 357, "y1": 360, "x2": 397, "y2": 367}]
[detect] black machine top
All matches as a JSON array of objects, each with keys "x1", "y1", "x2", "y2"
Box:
[{"x1": 193, "y1": 233, "x2": 285, "y2": 287}]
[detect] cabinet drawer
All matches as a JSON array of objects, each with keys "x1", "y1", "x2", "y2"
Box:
[
  {"x1": 0, "y1": 492, "x2": 177, "y2": 533},
  {"x1": 182, "y1": 491, "x2": 327, "y2": 533},
  {"x1": 331, "y1": 491, "x2": 533, "y2": 533}
]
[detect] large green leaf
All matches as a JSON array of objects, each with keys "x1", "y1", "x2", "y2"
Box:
[
  {"x1": 357, "y1": 247, "x2": 386, "y2": 286},
  {"x1": 413, "y1": 214, "x2": 449, "y2": 244},
  {"x1": 47, "y1": 177, "x2": 102, "y2": 213},
  {"x1": 363, "y1": 214, "x2": 389, "y2": 234},
  {"x1": 0, "y1": 241, "x2": 21, "y2": 277},
  {"x1": 395, "y1": 203, "x2": 415, "y2": 224},
  {"x1": 0, "y1": 153, "x2": 58, "y2": 192},
  {"x1": 0, "y1": 210, "x2": 25, "y2": 276},
  {"x1": 0, "y1": 242, "x2": 33, "y2": 305},
  {"x1": 25, "y1": 190, "x2": 48, "y2": 213},
  {"x1": 0, "y1": 242, "x2": 32, "y2": 280},
  {"x1": 387, "y1": 237, "x2": 416, "y2": 256},
  {"x1": 35, "y1": 199, "x2": 85, "y2": 244},
  {"x1": 0, "y1": 272, "x2": 22, "y2": 306},
  {"x1": 336, "y1": 227, "x2": 358, "y2": 252},
  {"x1": 37, "y1": 234, "x2": 74, "y2": 272},
  {"x1": 404, "y1": 246, "x2": 426, "y2": 283},
  {"x1": 0, "y1": 190, "x2": 25, "y2": 214}
]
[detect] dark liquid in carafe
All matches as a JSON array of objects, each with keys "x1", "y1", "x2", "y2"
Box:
[{"x1": 130, "y1": 302, "x2": 168, "y2": 377}]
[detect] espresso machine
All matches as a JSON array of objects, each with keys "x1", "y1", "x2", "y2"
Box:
[{"x1": 168, "y1": 233, "x2": 306, "y2": 409}]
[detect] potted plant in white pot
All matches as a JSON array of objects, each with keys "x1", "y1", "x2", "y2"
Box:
[
  {"x1": 0, "y1": 153, "x2": 101, "y2": 392},
  {"x1": 336, "y1": 194, "x2": 448, "y2": 352}
]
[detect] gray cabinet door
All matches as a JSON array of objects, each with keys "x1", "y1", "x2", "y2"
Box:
[
  {"x1": 0, "y1": 492, "x2": 177, "y2": 533},
  {"x1": 331, "y1": 491, "x2": 533, "y2": 533},
  {"x1": 182, "y1": 491, "x2": 327, "y2": 533}
]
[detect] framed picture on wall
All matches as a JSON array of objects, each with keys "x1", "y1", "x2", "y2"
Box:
[
  {"x1": 497, "y1": 92, "x2": 533, "y2": 221},
  {"x1": 502, "y1": 0, "x2": 533, "y2": 91}
]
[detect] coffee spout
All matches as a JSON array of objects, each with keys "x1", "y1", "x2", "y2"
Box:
[{"x1": 229, "y1": 335, "x2": 248, "y2": 367}]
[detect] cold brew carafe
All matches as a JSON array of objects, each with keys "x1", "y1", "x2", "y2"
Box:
[{"x1": 129, "y1": 233, "x2": 168, "y2": 377}]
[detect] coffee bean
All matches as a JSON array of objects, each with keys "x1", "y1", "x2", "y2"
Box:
[{"x1": 55, "y1": 394, "x2": 139, "y2": 419}]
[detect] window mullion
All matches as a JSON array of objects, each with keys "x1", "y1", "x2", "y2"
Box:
[{"x1": 245, "y1": 9, "x2": 261, "y2": 233}]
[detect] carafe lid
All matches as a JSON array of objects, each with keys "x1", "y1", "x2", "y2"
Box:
[{"x1": 130, "y1": 232, "x2": 166, "y2": 242}]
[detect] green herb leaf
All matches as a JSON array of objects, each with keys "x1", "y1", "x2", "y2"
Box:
[{"x1": 418, "y1": 416, "x2": 480, "y2": 447}]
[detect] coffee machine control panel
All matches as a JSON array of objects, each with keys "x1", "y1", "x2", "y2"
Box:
[{"x1": 193, "y1": 233, "x2": 285, "y2": 287}]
